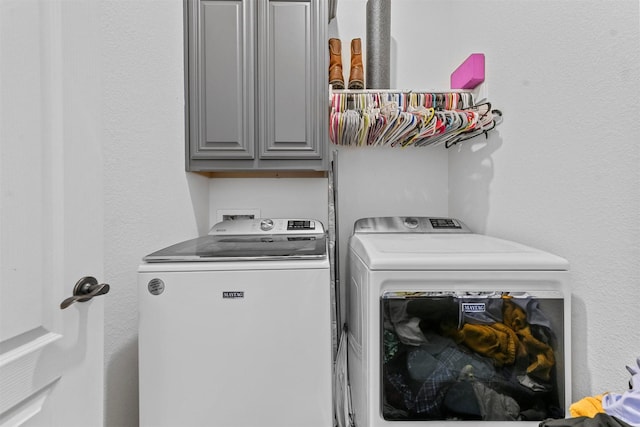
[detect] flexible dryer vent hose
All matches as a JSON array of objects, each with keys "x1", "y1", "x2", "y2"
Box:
[{"x1": 366, "y1": 0, "x2": 391, "y2": 89}]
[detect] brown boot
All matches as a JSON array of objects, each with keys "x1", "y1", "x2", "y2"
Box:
[
  {"x1": 348, "y1": 38, "x2": 364, "y2": 89},
  {"x1": 328, "y1": 38, "x2": 345, "y2": 89}
]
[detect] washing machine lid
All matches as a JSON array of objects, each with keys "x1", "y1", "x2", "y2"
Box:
[
  {"x1": 143, "y1": 218, "x2": 326, "y2": 262},
  {"x1": 350, "y1": 217, "x2": 568, "y2": 271}
]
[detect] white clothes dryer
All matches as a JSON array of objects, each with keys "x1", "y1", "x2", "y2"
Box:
[
  {"x1": 346, "y1": 217, "x2": 571, "y2": 427},
  {"x1": 138, "y1": 219, "x2": 333, "y2": 427}
]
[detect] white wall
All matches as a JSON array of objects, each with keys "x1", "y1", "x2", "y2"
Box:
[
  {"x1": 100, "y1": 1, "x2": 210, "y2": 426},
  {"x1": 208, "y1": 178, "x2": 329, "y2": 227},
  {"x1": 99, "y1": 0, "x2": 639, "y2": 425}
]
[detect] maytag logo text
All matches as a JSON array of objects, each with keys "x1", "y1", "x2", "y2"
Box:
[
  {"x1": 223, "y1": 291, "x2": 244, "y2": 299},
  {"x1": 462, "y1": 302, "x2": 486, "y2": 313}
]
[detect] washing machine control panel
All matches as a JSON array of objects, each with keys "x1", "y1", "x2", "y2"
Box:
[
  {"x1": 210, "y1": 218, "x2": 323, "y2": 236},
  {"x1": 287, "y1": 220, "x2": 316, "y2": 230}
]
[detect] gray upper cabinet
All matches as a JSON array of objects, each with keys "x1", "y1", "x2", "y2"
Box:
[{"x1": 185, "y1": 0, "x2": 328, "y2": 171}]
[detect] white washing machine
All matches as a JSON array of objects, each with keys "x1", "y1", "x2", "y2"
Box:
[
  {"x1": 346, "y1": 217, "x2": 571, "y2": 427},
  {"x1": 138, "y1": 218, "x2": 333, "y2": 427}
]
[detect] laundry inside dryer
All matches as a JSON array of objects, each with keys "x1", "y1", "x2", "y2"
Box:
[{"x1": 381, "y1": 291, "x2": 565, "y2": 421}]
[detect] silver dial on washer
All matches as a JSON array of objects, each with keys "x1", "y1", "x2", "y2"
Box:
[{"x1": 260, "y1": 219, "x2": 274, "y2": 231}]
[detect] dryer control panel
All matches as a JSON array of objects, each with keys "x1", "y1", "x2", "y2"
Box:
[{"x1": 353, "y1": 216, "x2": 471, "y2": 234}]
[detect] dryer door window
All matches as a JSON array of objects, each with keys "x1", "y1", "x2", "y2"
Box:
[{"x1": 380, "y1": 291, "x2": 565, "y2": 421}]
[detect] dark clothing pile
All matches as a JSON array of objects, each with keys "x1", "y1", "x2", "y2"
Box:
[{"x1": 382, "y1": 294, "x2": 563, "y2": 421}]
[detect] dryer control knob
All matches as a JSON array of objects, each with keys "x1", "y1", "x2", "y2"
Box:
[
  {"x1": 403, "y1": 217, "x2": 419, "y2": 229},
  {"x1": 260, "y1": 219, "x2": 274, "y2": 231}
]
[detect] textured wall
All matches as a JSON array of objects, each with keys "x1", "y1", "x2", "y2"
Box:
[
  {"x1": 207, "y1": 178, "x2": 329, "y2": 228},
  {"x1": 100, "y1": 1, "x2": 209, "y2": 426}
]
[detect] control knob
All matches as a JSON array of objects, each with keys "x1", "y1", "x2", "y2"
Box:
[
  {"x1": 403, "y1": 217, "x2": 419, "y2": 229},
  {"x1": 260, "y1": 219, "x2": 274, "y2": 231}
]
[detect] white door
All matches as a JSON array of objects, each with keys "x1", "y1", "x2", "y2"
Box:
[{"x1": 0, "y1": 0, "x2": 105, "y2": 426}]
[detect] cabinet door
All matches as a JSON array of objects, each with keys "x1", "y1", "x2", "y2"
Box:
[
  {"x1": 187, "y1": 0, "x2": 255, "y2": 160},
  {"x1": 258, "y1": 0, "x2": 324, "y2": 160}
]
